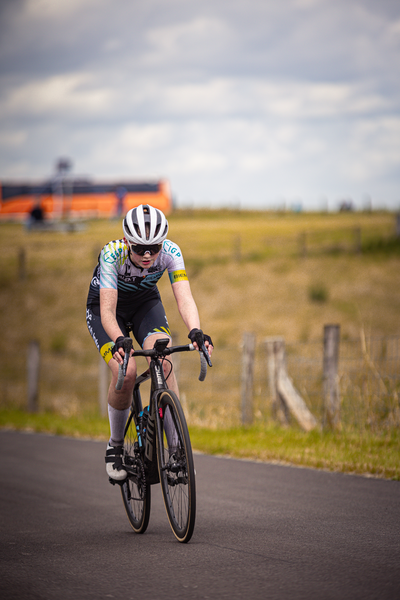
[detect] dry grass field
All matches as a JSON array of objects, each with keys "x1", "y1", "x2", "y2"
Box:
[{"x1": 1, "y1": 209, "x2": 399, "y2": 425}]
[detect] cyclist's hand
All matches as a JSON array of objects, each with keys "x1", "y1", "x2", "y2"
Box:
[
  {"x1": 188, "y1": 328, "x2": 214, "y2": 357},
  {"x1": 112, "y1": 336, "x2": 133, "y2": 365},
  {"x1": 204, "y1": 334, "x2": 214, "y2": 357}
]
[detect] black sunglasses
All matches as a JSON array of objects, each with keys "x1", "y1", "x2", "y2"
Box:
[{"x1": 130, "y1": 243, "x2": 162, "y2": 256}]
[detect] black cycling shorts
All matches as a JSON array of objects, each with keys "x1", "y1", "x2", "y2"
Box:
[{"x1": 86, "y1": 298, "x2": 171, "y2": 364}]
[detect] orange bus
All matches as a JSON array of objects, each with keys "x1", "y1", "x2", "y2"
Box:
[{"x1": 0, "y1": 178, "x2": 173, "y2": 220}]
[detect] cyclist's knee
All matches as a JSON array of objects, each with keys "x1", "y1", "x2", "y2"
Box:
[
  {"x1": 120, "y1": 360, "x2": 136, "y2": 387},
  {"x1": 162, "y1": 360, "x2": 172, "y2": 377},
  {"x1": 108, "y1": 356, "x2": 136, "y2": 386},
  {"x1": 123, "y1": 370, "x2": 136, "y2": 388},
  {"x1": 164, "y1": 362, "x2": 178, "y2": 388}
]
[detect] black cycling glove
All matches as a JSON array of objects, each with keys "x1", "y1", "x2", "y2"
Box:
[
  {"x1": 112, "y1": 336, "x2": 132, "y2": 355},
  {"x1": 188, "y1": 328, "x2": 213, "y2": 348}
]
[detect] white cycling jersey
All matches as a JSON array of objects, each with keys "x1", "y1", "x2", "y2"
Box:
[{"x1": 87, "y1": 238, "x2": 188, "y2": 309}]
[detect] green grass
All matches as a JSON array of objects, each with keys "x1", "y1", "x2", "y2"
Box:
[
  {"x1": 0, "y1": 408, "x2": 110, "y2": 440},
  {"x1": 190, "y1": 425, "x2": 400, "y2": 480},
  {"x1": 1, "y1": 211, "x2": 400, "y2": 480},
  {"x1": 1, "y1": 408, "x2": 399, "y2": 480}
]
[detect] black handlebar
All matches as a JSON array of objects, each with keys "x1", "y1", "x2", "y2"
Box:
[{"x1": 115, "y1": 339, "x2": 212, "y2": 390}]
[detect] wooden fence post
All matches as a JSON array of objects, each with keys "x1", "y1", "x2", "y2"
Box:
[
  {"x1": 241, "y1": 332, "x2": 256, "y2": 425},
  {"x1": 323, "y1": 324, "x2": 341, "y2": 429},
  {"x1": 264, "y1": 337, "x2": 289, "y2": 424},
  {"x1": 265, "y1": 337, "x2": 317, "y2": 431},
  {"x1": 99, "y1": 356, "x2": 108, "y2": 417},
  {"x1": 27, "y1": 340, "x2": 40, "y2": 412}
]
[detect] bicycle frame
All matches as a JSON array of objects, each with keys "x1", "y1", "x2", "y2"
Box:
[{"x1": 128, "y1": 339, "x2": 189, "y2": 485}]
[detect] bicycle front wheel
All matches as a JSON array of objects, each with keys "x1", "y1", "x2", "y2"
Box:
[
  {"x1": 156, "y1": 390, "x2": 196, "y2": 543},
  {"x1": 121, "y1": 410, "x2": 151, "y2": 534}
]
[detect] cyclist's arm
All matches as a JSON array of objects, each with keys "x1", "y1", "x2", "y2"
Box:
[
  {"x1": 100, "y1": 288, "x2": 125, "y2": 344},
  {"x1": 172, "y1": 280, "x2": 213, "y2": 356}
]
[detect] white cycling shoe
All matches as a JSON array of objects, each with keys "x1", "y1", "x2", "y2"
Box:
[{"x1": 105, "y1": 444, "x2": 127, "y2": 481}]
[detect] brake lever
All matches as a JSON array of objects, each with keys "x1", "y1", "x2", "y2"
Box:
[
  {"x1": 115, "y1": 337, "x2": 133, "y2": 390},
  {"x1": 122, "y1": 337, "x2": 133, "y2": 376},
  {"x1": 201, "y1": 342, "x2": 212, "y2": 367}
]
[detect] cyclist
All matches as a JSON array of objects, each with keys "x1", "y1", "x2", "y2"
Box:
[{"x1": 86, "y1": 204, "x2": 213, "y2": 482}]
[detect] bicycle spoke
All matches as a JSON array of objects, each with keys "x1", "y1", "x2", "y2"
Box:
[
  {"x1": 120, "y1": 410, "x2": 151, "y2": 534},
  {"x1": 157, "y1": 391, "x2": 196, "y2": 543}
]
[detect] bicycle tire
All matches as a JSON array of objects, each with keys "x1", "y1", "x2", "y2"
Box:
[
  {"x1": 156, "y1": 390, "x2": 196, "y2": 543},
  {"x1": 120, "y1": 410, "x2": 151, "y2": 534}
]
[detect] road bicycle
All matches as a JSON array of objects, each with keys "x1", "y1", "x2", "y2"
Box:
[{"x1": 110, "y1": 331, "x2": 211, "y2": 543}]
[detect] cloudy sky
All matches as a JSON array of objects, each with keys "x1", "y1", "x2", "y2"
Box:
[{"x1": 0, "y1": 0, "x2": 399, "y2": 210}]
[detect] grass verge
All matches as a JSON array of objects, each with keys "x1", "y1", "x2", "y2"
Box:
[
  {"x1": 1, "y1": 409, "x2": 399, "y2": 480},
  {"x1": 0, "y1": 409, "x2": 110, "y2": 441},
  {"x1": 190, "y1": 425, "x2": 400, "y2": 480}
]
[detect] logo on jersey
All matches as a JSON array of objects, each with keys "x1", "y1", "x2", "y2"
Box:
[
  {"x1": 169, "y1": 270, "x2": 188, "y2": 283},
  {"x1": 100, "y1": 341, "x2": 114, "y2": 364},
  {"x1": 163, "y1": 240, "x2": 182, "y2": 258},
  {"x1": 103, "y1": 244, "x2": 124, "y2": 264},
  {"x1": 118, "y1": 270, "x2": 165, "y2": 290}
]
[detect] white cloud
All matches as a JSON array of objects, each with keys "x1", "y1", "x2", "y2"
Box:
[
  {"x1": 0, "y1": 74, "x2": 114, "y2": 118},
  {"x1": 145, "y1": 16, "x2": 230, "y2": 61},
  {"x1": 345, "y1": 117, "x2": 400, "y2": 182},
  {"x1": 0, "y1": 0, "x2": 399, "y2": 209},
  {"x1": 388, "y1": 19, "x2": 400, "y2": 38},
  {"x1": 25, "y1": 0, "x2": 98, "y2": 19},
  {"x1": 0, "y1": 130, "x2": 27, "y2": 148}
]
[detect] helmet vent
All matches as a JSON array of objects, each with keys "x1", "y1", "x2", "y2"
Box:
[{"x1": 122, "y1": 204, "x2": 168, "y2": 245}]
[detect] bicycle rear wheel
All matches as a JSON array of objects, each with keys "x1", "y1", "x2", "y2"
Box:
[
  {"x1": 121, "y1": 410, "x2": 151, "y2": 534},
  {"x1": 156, "y1": 390, "x2": 196, "y2": 543}
]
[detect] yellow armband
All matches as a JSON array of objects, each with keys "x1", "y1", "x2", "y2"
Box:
[{"x1": 169, "y1": 270, "x2": 188, "y2": 283}]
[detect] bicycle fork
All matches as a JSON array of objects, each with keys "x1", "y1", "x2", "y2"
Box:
[{"x1": 146, "y1": 359, "x2": 177, "y2": 469}]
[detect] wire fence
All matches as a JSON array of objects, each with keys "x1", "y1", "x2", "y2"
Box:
[
  {"x1": 2, "y1": 334, "x2": 400, "y2": 434},
  {"x1": 177, "y1": 334, "x2": 400, "y2": 432},
  {"x1": 286, "y1": 335, "x2": 400, "y2": 433}
]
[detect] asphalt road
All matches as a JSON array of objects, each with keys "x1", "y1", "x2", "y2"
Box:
[{"x1": 0, "y1": 429, "x2": 399, "y2": 600}]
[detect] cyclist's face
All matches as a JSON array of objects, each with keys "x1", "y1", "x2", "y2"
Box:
[{"x1": 131, "y1": 248, "x2": 160, "y2": 268}]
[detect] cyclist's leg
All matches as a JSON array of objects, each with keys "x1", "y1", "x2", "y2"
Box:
[
  {"x1": 106, "y1": 357, "x2": 137, "y2": 410},
  {"x1": 87, "y1": 304, "x2": 137, "y2": 408},
  {"x1": 87, "y1": 304, "x2": 136, "y2": 479}
]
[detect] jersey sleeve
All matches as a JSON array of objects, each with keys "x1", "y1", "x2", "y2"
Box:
[
  {"x1": 99, "y1": 240, "x2": 127, "y2": 290},
  {"x1": 162, "y1": 240, "x2": 189, "y2": 284}
]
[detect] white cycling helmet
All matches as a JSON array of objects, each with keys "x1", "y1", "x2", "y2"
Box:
[{"x1": 122, "y1": 204, "x2": 169, "y2": 245}]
